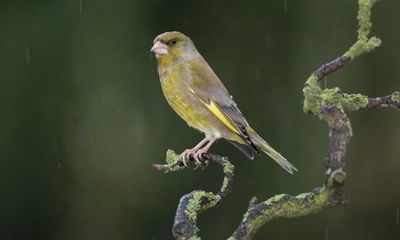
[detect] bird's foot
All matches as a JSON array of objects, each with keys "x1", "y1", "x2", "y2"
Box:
[
  {"x1": 179, "y1": 148, "x2": 210, "y2": 170},
  {"x1": 193, "y1": 149, "x2": 209, "y2": 170},
  {"x1": 180, "y1": 149, "x2": 197, "y2": 168}
]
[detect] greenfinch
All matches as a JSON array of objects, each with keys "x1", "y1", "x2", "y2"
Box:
[{"x1": 151, "y1": 31, "x2": 297, "y2": 173}]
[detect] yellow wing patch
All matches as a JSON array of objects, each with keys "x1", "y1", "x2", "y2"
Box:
[
  {"x1": 203, "y1": 100, "x2": 240, "y2": 135},
  {"x1": 188, "y1": 86, "x2": 240, "y2": 135}
]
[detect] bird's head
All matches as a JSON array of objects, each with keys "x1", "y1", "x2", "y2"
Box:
[{"x1": 151, "y1": 31, "x2": 198, "y2": 63}]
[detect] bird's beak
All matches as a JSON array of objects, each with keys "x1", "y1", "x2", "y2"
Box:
[{"x1": 150, "y1": 41, "x2": 169, "y2": 56}]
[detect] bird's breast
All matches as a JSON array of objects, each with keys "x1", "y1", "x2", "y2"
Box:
[
  {"x1": 160, "y1": 67, "x2": 203, "y2": 128},
  {"x1": 159, "y1": 65, "x2": 231, "y2": 138}
]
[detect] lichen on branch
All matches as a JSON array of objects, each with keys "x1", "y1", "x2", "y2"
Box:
[
  {"x1": 230, "y1": 187, "x2": 329, "y2": 240},
  {"x1": 153, "y1": 150, "x2": 234, "y2": 239}
]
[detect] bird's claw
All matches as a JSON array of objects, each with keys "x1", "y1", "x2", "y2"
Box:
[
  {"x1": 180, "y1": 149, "x2": 195, "y2": 168},
  {"x1": 179, "y1": 149, "x2": 209, "y2": 170},
  {"x1": 193, "y1": 150, "x2": 208, "y2": 170}
]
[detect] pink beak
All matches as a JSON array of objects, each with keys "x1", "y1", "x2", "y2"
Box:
[{"x1": 150, "y1": 41, "x2": 169, "y2": 56}]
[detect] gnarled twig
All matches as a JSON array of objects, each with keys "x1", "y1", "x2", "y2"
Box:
[
  {"x1": 364, "y1": 92, "x2": 400, "y2": 110},
  {"x1": 153, "y1": 150, "x2": 234, "y2": 239}
]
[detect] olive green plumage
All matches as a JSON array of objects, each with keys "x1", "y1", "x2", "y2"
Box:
[{"x1": 151, "y1": 31, "x2": 297, "y2": 173}]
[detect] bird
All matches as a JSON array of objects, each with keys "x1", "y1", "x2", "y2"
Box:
[{"x1": 150, "y1": 31, "x2": 297, "y2": 173}]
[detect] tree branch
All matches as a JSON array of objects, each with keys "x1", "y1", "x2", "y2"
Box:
[
  {"x1": 364, "y1": 92, "x2": 400, "y2": 110},
  {"x1": 153, "y1": 150, "x2": 234, "y2": 240}
]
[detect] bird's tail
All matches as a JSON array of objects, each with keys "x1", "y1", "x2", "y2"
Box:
[{"x1": 246, "y1": 127, "x2": 297, "y2": 174}]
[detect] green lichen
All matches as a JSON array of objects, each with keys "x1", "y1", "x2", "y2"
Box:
[
  {"x1": 366, "y1": 37, "x2": 382, "y2": 50},
  {"x1": 166, "y1": 149, "x2": 180, "y2": 164},
  {"x1": 321, "y1": 88, "x2": 368, "y2": 112},
  {"x1": 207, "y1": 193, "x2": 221, "y2": 206},
  {"x1": 265, "y1": 194, "x2": 286, "y2": 205},
  {"x1": 242, "y1": 197, "x2": 258, "y2": 222},
  {"x1": 184, "y1": 191, "x2": 221, "y2": 223},
  {"x1": 313, "y1": 188, "x2": 329, "y2": 206},
  {"x1": 357, "y1": 0, "x2": 377, "y2": 39},
  {"x1": 280, "y1": 200, "x2": 299, "y2": 216},
  {"x1": 303, "y1": 76, "x2": 322, "y2": 114},
  {"x1": 237, "y1": 189, "x2": 330, "y2": 239},
  {"x1": 392, "y1": 91, "x2": 400, "y2": 101},
  {"x1": 321, "y1": 87, "x2": 343, "y2": 107},
  {"x1": 345, "y1": 38, "x2": 381, "y2": 59},
  {"x1": 162, "y1": 149, "x2": 185, "y2": 172},
  {"x1": 185, "y1": 191, "x2": 207, "y2": 222},
  {"x1": 189, "y1": 236, "x2": 201, "y2": 240},
  {"x1": 345, "y1": 40, "x2": 366, "y2": 59},
  {"x1": 264, "y1": 190, "x2": 328, "y2": 218},
  {"x1": 242, "y1": 211, "x2": 250, "y2": 223},
  {"x1": 221, "y1": 177, "x2": 229, "y2": 192},
  {"x1": 249, "y1": 196, "x2": 258, "y2": 204},
  {"x1": 222, "y1": 160, "x2": 234, "y2": 174},
  {"x1": 342, "y1": 93, "x2": 369, "y2": 111},
  {"x1": 296, "y1": 192, "x2": 309, "y2": 199},
  {"x1": 326, "y1": 175, "x2": 335, "y2": 188},
  {"x1": 346, "y1": 0, "x2": 381, "y2": 59}
]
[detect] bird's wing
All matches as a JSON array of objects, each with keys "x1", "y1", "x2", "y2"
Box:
[{"x1": 188, "y1": 59, "x2": 258, "y2": 151}]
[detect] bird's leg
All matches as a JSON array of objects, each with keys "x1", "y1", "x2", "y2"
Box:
[
  {"x1": 180, "y1": 136, "x2": 211, "y2": 167},
  {"x1": 193, "y1": 137, "x2": 217, "y2": 169}
]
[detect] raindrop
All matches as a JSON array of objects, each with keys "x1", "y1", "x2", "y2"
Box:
[
  {"x1": 324, "y1": 228, "x2": 328, "y2": 240},
  {"x1": 284, "y1": 0, "x2": 287, "y2": 11},
  {"x1": 130, "y1": 111, "x2": 145, "y2": 144},
  {"x1": 80, "y1": 0, "x2": 84, "y2": 14},
  {"x1": 25, "y1": 45, "x2": 31, "y2": 64},
  {"x1": 396, "y1": 208, "x2": 399, "y2": 225}
]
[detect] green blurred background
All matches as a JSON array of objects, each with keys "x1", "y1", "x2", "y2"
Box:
[{"x1": 1, "y1": 0, "x2": 399, "y2": 239}]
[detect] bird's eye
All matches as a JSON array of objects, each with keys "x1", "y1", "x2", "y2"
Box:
[{"x1": 167, "y1": 39, "x2": 177, "y2": 46}]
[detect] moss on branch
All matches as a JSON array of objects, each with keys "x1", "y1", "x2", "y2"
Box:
[
  {"x1": 153, "y1": 150, "x2": 234, "y2": 239},
  {"x1": 230, "y1": 188, "x2": 329, "y2": 239}
]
